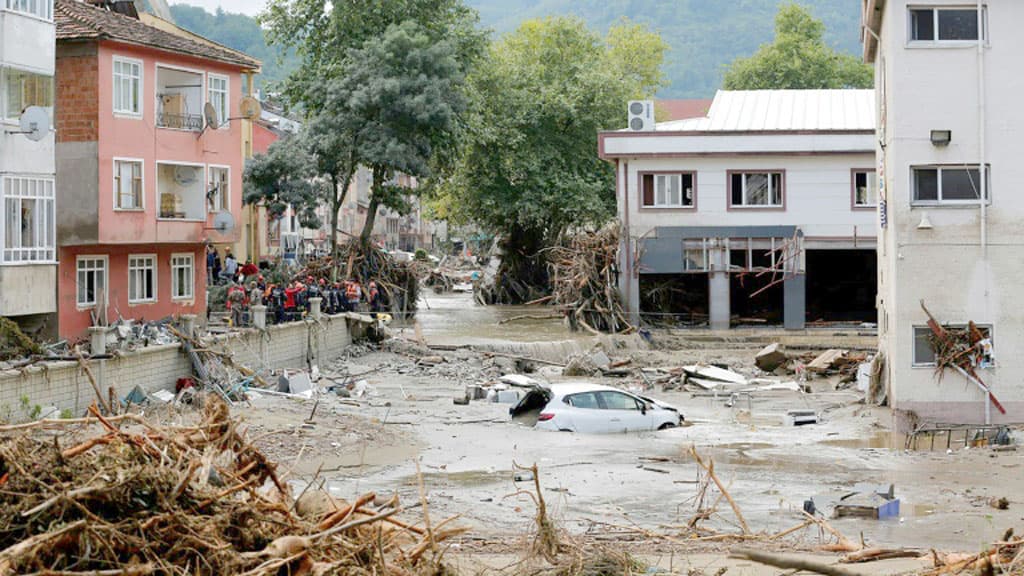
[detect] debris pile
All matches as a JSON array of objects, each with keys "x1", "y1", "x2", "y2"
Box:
[
  {"x1": 920, "y1": 300, "x2": 1004, "y2": 415},
  {"x1": 0, "y1": 399, "x2": 463, "y2": 575},
  {"x1": 548, "y1": 226, "x2": 633, "y2": 334},
  {"x1": 0, "y1": 317, "x2": 43, "y2": 361}
]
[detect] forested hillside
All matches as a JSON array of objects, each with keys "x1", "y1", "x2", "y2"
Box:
[{"x1": 169, "y1": 0, "x2": 863, "y2": 97}]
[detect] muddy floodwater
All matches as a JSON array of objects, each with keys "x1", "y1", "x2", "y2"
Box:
[{"x1": 248, "y1": 292, "x2": 1023, "y2": 558}]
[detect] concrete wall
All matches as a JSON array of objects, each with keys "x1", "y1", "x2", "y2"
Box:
[
  {"x1": 873, "y1": 0, "x2": 1024, "y2": 425},
  {"x1": 0, "y1": 10, "x2": 55, "y2": 75},
  {"x1": 0, "y1": 264, "x2": 56, "y2": 316},
  {"x1": 0, "y1": 313, "x2": 355, "y2": 422}
]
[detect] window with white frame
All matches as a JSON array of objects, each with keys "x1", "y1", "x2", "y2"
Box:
[
  {"x1": 4, "y1": 0, "x2": 53, "y2": 19},
  {"x1": 171, "y1": 254, "x2": 194, "y2": 300},
  {"x1": 128, "y1": 255, "x2": 156, "y2": 303},
  {"x1": 853, "y1": 170, "x2": 878, "y2": 207},
  {"x1": 3, "y1": 68, "x2": 54, "y2": 122},
  {"x1": 730, "y1": 172, "x2": 783, "y2": 208},
  {"x1": 913, "y1": 325, "x2": 993, "y2": 366},
  {"x1": 910, "y1": 6, "x2": 986, "y2": 43},
  {"x1": 208, "y1": 166, "x2": 229, "y2": 212},
  {"x1": 207, "y1": 74, "x2": 228, "y2": 128},
  {"x1": 2, "y1": 176, "x2": 55, "y2": 263},
  {"x1": 76, "y1": 256, "x2": 106, "y2": 307},
  {"x1": 912, "y1": 165, "x2": 990, "y2": 204},
  {"x1": 112, "y1": 57, "x2": 142, "y2": 115},
  {"x1": 641, "y1": 173, "x2": 695, "y2": 208},
  {"x1": 114, "y1": 159, "x2": 143, "y2": 209}
]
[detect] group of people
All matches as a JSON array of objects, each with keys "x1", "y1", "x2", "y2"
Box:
[
  {"x1": 224, "y1": 274, "x2": 383, "y2": 327},
  {"x1": 207, "y1": 246, "x2": 259, "y2": 286}
]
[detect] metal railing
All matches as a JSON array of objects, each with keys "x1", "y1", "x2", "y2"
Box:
[{"x1": 157, "y1": 112, "x2": 203, "y2": 131}]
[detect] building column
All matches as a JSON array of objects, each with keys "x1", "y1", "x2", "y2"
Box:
[
  {"x1": 784, "y1": 274, "x2": 806, "y2": 330},
  {"x1": 619, "y1": 235, "x2": 640, "y2": 325},
  {"x1": 708, "y1": 245, "x2": 730, "y2": 331}
]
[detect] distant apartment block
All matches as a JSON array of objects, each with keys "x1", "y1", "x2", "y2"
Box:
[
  {"x1": 54, "y1": 0, "x2": 259, "y2": 339},
  {"x1": 864, "y1": 0, "x2": 1023, "y2": 425},
  {"x1": 601, "y1": 90, "x2": 877, "y2": 330},
  {"x1": 0, "y1": 0, "x2": 57, "y2": 332}
]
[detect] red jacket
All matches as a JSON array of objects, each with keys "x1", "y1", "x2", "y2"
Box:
[{"x1": 284, "y1": 286, "x2": 301, "y2": 308}]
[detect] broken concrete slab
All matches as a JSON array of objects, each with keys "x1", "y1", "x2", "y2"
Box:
[
  {"x1": 278, "y1": 371, "x2": 313, "y2": 395},
  {"x1": 755, "y1": 343, "x2": 787, "y2": 372},
  {"x1": 499, "y1": 374, "x2": 543, "y2": 388},
  {"x1": 589, "y1": 350, "x2": 611, "y2": 370},
  {"x1": 682, "y1": 364, "x2": 748, "y2": 385}
]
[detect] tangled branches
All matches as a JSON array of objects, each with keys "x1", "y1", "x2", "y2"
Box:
[
  {"x1": 0, "y1": 399, "x2": 460, "y2": 575},
  {"x1": 548, "y1": 227, "x2": 633, "y2": 334}
]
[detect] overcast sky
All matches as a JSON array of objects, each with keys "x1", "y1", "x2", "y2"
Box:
[{"x1": 170, "y1": 0, "x2": 265, "y2": 16}]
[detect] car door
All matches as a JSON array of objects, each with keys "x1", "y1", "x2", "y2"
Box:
[
  {"x1": 562, "y1": 391, "x2": 607, "y2": 433},
  {"x1": 596, "y1": 391, "x2": 652, "y2": 433}
]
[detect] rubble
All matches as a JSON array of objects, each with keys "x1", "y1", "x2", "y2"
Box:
[{"x1": 754, "y1": 342, "x2": 787, "y2": 372}]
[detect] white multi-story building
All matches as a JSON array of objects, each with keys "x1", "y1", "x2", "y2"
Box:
[
  {"x1": 600, "y1": 90, "x2": 877, "y2": 330},
  {"x1": 0, "y1": 0, "x2": 57, "y2": 330},
  {"x1": 864, "y1": 1, "x2": 1023, "y2": 426}
]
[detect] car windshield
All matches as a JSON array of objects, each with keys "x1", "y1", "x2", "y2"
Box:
[
  {"x1": 565, "y1": 392, "x2": 600, "y2": 409},
  {"x1": 597, "y1": 391, "x2": 640, "y2": 411}
]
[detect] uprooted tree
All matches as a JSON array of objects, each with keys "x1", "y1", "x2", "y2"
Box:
[{"x1": 435, "y1": 17, "x2": 667, "y2": 303}]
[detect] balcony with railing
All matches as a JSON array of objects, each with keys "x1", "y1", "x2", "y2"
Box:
[{"x1": 155, "y1": 66, "x2": 203, "y2": 132}]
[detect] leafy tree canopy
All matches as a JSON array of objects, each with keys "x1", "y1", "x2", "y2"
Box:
[
  {"x1": 260, "y1": 0, "x2": 485, "y2": 113},
  {"x1": 722, "y1": 2, "x2": 872, "y2": 90},
  {"x1": 437, "y1": 16, "x2": 666, "y2": 241}
]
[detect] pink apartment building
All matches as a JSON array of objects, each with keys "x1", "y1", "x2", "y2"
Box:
[{"x1": 54, "y1": 0, "x2": 259, "y2": 340}]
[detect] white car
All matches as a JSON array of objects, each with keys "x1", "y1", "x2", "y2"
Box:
[{"x1": 511, "y1": 383, "x2": 682, "y2": 434}]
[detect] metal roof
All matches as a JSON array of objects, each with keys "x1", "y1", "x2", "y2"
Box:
[{"x1": 654, "y1": 89, "x2": 875, "y2": 132}]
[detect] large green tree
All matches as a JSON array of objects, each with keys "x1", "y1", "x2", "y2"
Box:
[
  {"x1": 260, "y1": 0, "x2": 485, "y2": 114},
  {"x1": 437, "y1": 17, "x2": 666, "y2": 301},
  {"x1": 244, "y1": 20, "x2": 466, "y2": 259},
  {"x1": 722, "y1": 2, "x2": 872, "y2": 90}
]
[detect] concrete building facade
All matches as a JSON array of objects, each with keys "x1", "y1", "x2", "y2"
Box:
[
  {"x1": 600, "y1": 90, "x2": 877, "y2": 330},
  {"x1": 864, "y1": 0, "x2": 1024, "y2": 425},
  {"x1": 54, "y1": 0, "x2": 259, "y2": 339},
  {"x1": 0, "y1": 0, "x2": 57, "y2": 331}
]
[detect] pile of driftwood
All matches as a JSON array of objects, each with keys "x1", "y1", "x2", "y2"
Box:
[
  {"x1": 294, "y1": 242, "x2": 420, "y2": 317},
  {"x1": 0, "y1": 398, "x2": 463, "y2": 575},
  {"x1": 547, "y1": 227, "x2": 633, "y2": 334}
]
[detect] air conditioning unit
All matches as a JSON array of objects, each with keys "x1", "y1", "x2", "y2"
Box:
[{"x1": 627, "y1": 100, "x2": 655, "y2": 131}]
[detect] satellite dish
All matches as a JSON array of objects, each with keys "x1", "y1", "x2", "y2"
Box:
[
  {"x1": 203, "y1": 102, "x2": 219, "y2": 130},
  {"x1": 239, "y1": 96, "x2": 262, "y2": 120},
  {"x1": 173, "y1": 165, "x2": 198, "y2": 185},
  {"x1": 18, "y1": 106, "x2": 49, "y2": 142},
  {"x1": 212, "y1": 211, "x2": 235, "y2": 233}
]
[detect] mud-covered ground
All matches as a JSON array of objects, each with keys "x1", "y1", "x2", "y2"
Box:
[{"x1": 235, "y1": 293, "x2": 1022, "y2": 573}]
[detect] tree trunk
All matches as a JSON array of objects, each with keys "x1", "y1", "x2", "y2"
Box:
[
  {"x1": 358, "y1": 165, "x2": 385, "y2": 246},
  {"x1": 328, "y1": 167, "x2": 357, "y2": 280}
]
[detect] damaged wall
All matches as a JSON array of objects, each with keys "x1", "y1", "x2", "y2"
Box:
[{"x1": 0, "y1": 314, "x2": 354, "y2": 420}]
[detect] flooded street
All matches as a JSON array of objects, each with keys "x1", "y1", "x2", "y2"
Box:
[{"x1": 248, "y1": 292, "x2": 1023, "y2": 562}]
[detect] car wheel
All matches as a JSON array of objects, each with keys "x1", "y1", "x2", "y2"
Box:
[{"x1": 658, "y1": 422, "x2": 676, "y2": 430}]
